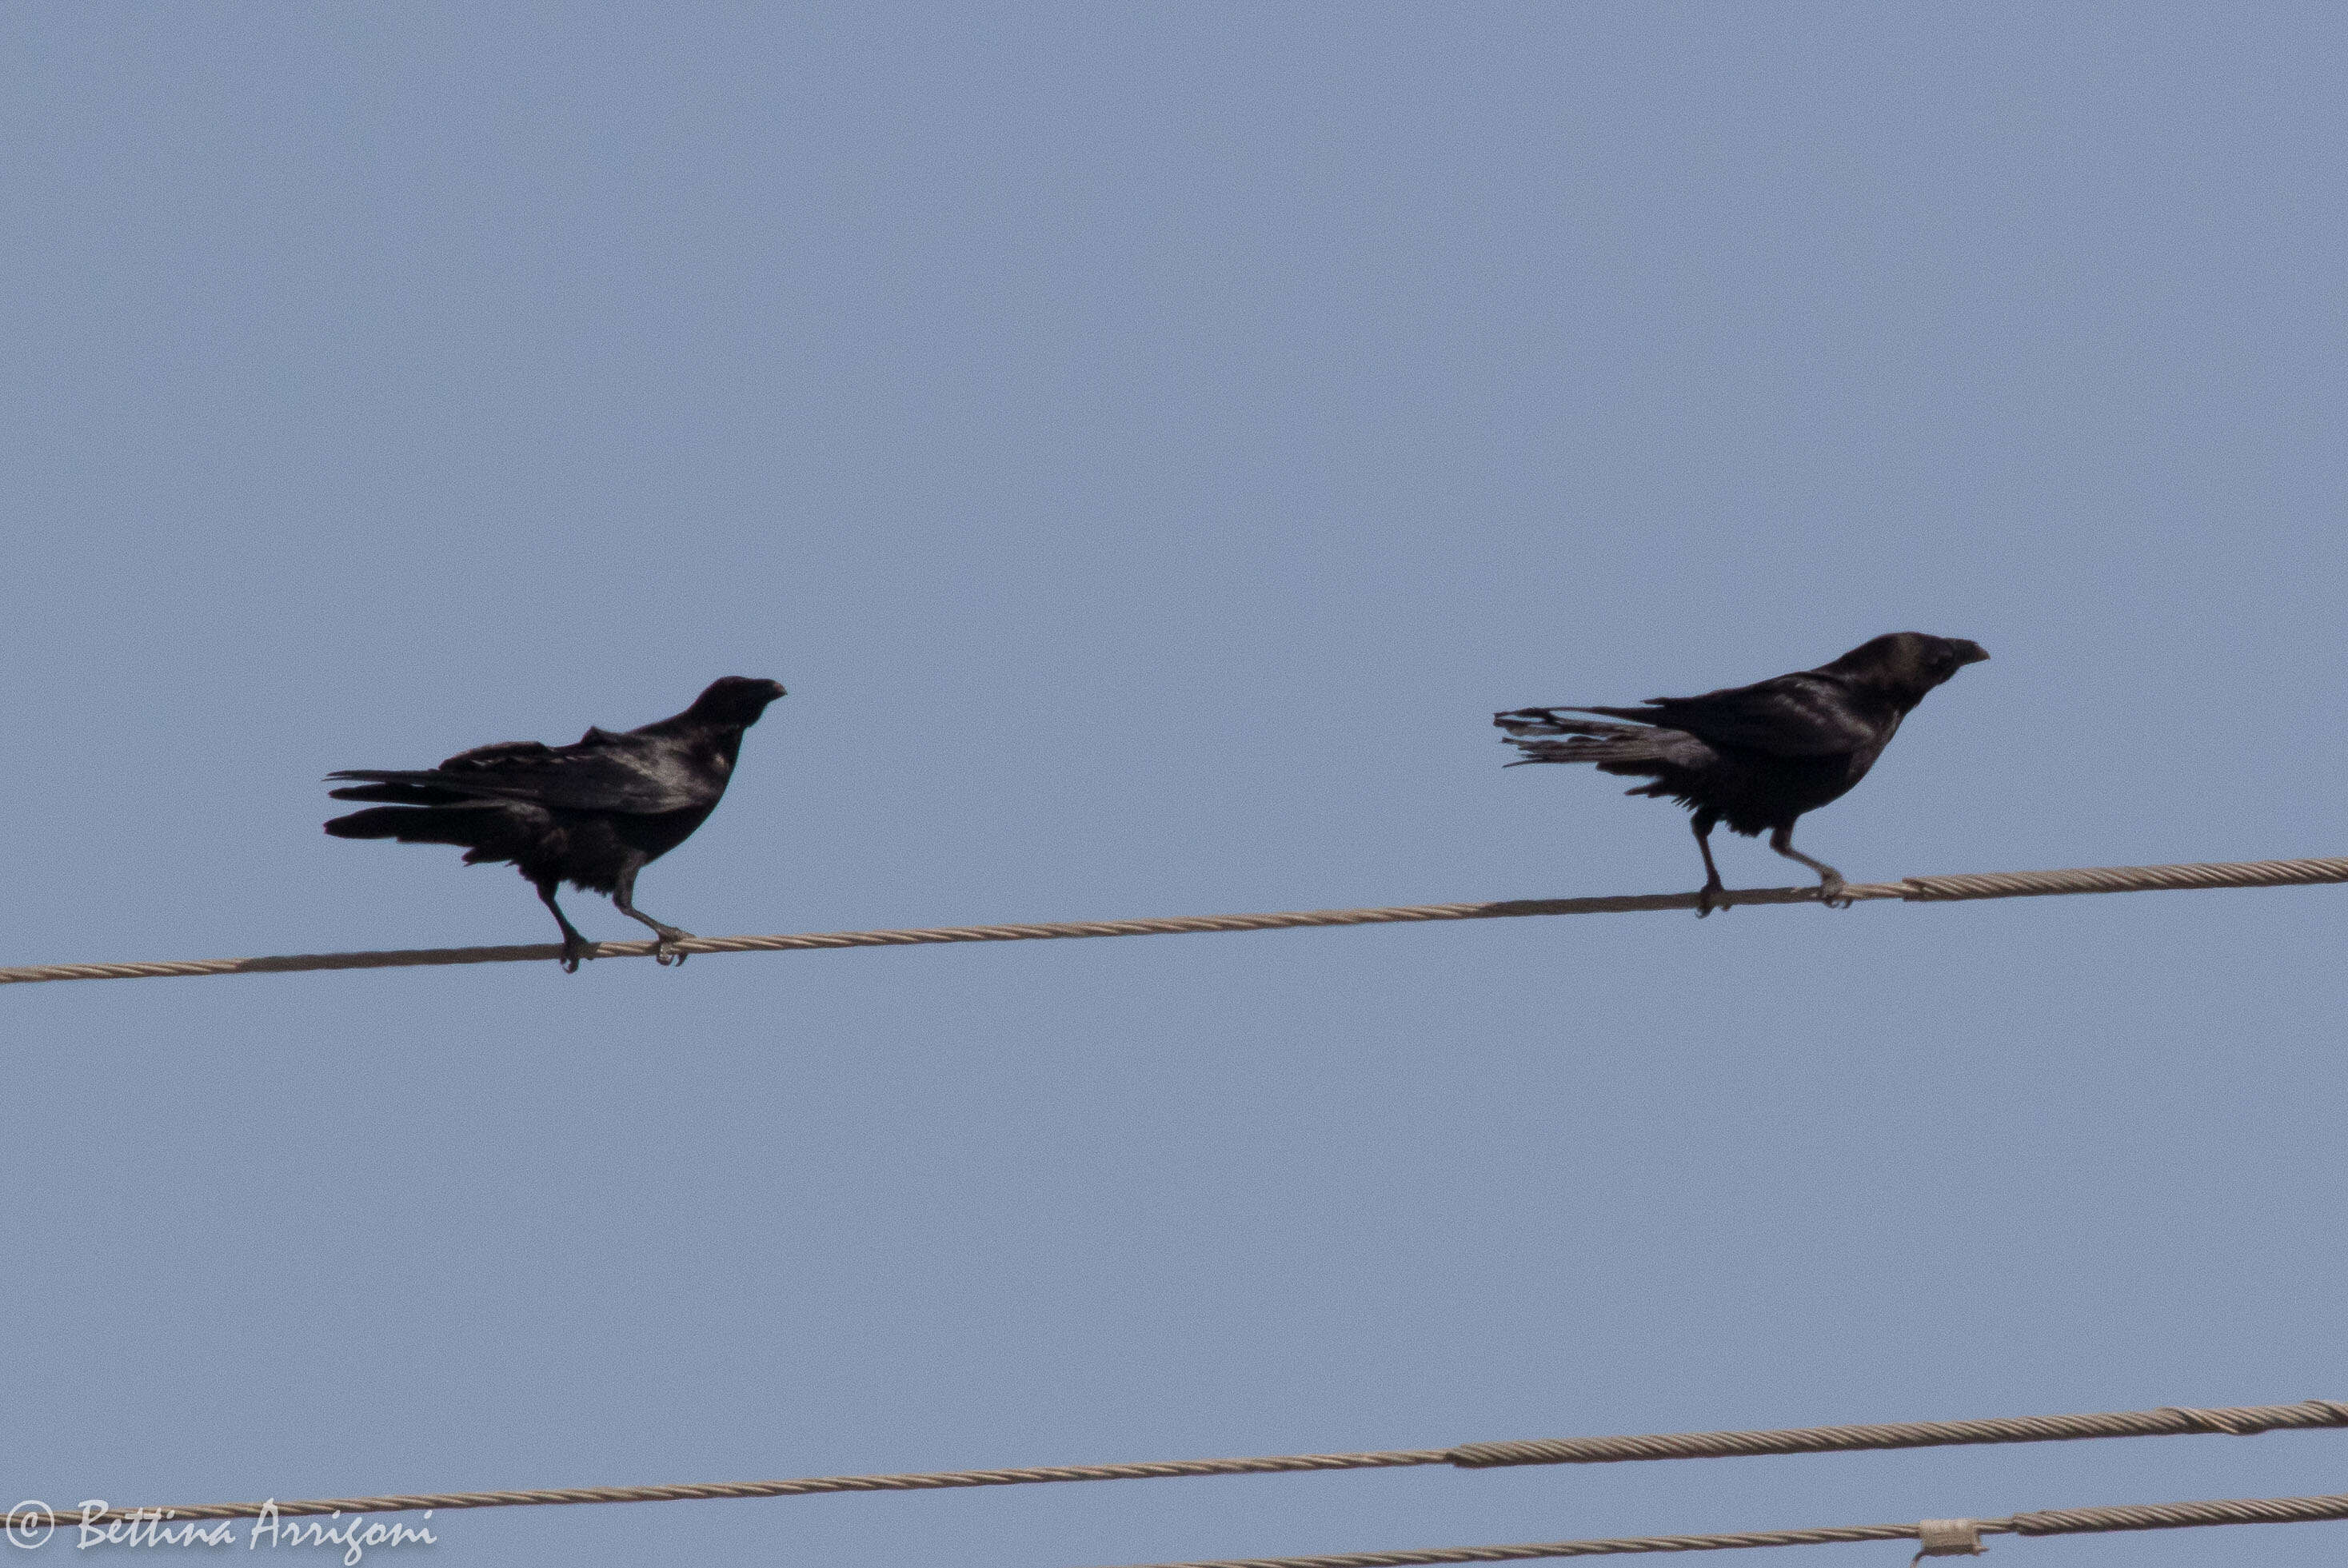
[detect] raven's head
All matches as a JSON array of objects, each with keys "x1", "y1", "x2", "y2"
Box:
[
  {"x1": 1822, "y1": 633, "x2": 1988, "y2": 706},
  {"x1": 686, "y1": 676, "x2": 789, "y2": 726}
]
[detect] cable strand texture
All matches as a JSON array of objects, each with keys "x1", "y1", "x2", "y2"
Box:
[
  {"x1": 1447, "y1": 1398, "x2": 2348, "y2": 1467},
  {"x1": 66, "y1": 1399, "x2": 2348, "y2": 1527},
  {"x1": 3, "y1": 855, "x2": 2342, "y2": 986},
  {"x1": 1096, "y1": 1492, "x2": 2348, "y2": 1568},
  {"x1": 1084, "y1": 1522, "x2": 1938, "y2": 1568}
]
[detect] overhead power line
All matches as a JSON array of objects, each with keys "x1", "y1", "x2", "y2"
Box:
[
  {"x1": 54, "y1": 1398, "x2": 2348, "y2": 1526},
  {"x1": 2, "y1": 854, "x2": 2343, "y2": 987},
  {"x1": 1081, "y1": 1489, "x2": 2348, "y2": 1568}
]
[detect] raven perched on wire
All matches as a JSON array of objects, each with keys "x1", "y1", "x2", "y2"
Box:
[
  {"x1": 325, "y1": 676, "x2": 788, "y2": 970},
  {"x1": 1495, "y1": 633, "x2": 1987, "y2": 915}
]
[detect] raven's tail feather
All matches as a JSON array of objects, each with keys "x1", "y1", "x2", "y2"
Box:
[
  {"x1": 1494, "y1": 709, "x2": 1675, "y2": 768},
  {"x1": 327, "y1": 783, "x2": 471, "y2": 807},
  {"x1": 325, "y1": 769, "x2": 481, "y2": 807},
  {"x1": 324, "y1": 804, "x2": 509, "y2": 845}
]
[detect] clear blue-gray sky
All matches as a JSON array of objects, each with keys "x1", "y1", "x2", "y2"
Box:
[{"x1": 6, "y1": 5, "x2": 2345, "y2": 1566}]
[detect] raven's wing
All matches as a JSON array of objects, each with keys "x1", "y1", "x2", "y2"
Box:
[
  {"x1": 1577, "y1": 672, "x2": 1877, "y2": 757},
  {"x1": 329, "y1": 734, "x2": 713, "y2": 815}
]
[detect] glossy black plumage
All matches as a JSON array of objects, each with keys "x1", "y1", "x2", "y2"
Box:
[
  {"x1": 1496, "y1": 633, "x2": 1987, "y2": 914},
  {"x1": 325, "y1": 676, "x2": 787, "y2": 969}
]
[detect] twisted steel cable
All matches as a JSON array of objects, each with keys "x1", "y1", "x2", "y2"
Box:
[
  {"x1": 50, "y1": 1452, "x2": 1455, "y2": 1526},
  {"x1": 2, "y1": 855, "x2": 2342, "y2": 986},
  {"x1": 1447, "y1": 1397, "x2": 2348, "y2": 1467},
  {"x1": 1078, "y1": 1522, "x2": 1944, "y2": 1568},
  {"x1": 2012, "y1": 1490, "x2": 2348, "y2": 1534},
  {"x1": 1091, "y1": 1490, "x2": 2348, "y2": 1568},
  {"x1": 54, "y1": 1398, "x2": 2348, "y2": 1527}
]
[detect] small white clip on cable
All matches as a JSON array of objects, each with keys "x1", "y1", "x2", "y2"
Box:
[{"x1": 1912, "y1": 1518, "x2": 1985, "y2": 1564}]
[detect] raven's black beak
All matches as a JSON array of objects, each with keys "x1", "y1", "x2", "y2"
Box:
[{"x1": 1953, "y1": 641, "x2": 1990, "y2": 665}]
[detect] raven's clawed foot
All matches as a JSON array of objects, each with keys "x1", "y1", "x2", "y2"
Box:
[
  {"x1": 650, "y1": 926, "x2": 694, "y2": 967},
  {"x1": 559, "y1": 934, "x2": 595, "y2": 973},
  {"x1": 1695, "y1": 878, "x2": 1730, "y2": 918},
  {"x1": 1815, "y1": 871, "x2": 1851, "y2": 910}
]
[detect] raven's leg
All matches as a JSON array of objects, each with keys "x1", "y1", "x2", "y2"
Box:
[
  {"x1": 534, "y1": 876, "x2": 593, "y2": 972},
  {"x1": 1691, "y1": 808, "x2": 1728, "y2": 918},
  {"x1": 612, "y1": 860, "x2": 693, "y2": 967},
  {"x1": 1767, "y1": 825, "x2": 1849, "y2": 908}
]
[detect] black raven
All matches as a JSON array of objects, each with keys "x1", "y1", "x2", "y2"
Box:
[
  {"x1": 1495, "y1": 633, "x2": 1987, "y2": 915},
  {"x1": 325, "y1": 676, "x2": 788, "y2": 969}
]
